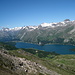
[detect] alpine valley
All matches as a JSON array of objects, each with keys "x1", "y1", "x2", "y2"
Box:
[
  {"x1": 0, "y1": 19, "x2": 75, "y2": 75},
  {"x1": 0, "y1": 19, "x2": 75, "y2": 45}
]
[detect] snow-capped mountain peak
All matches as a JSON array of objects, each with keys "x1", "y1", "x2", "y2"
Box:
[{"x1": 1, "y1": 19, "x2": 74, "y2": 32}]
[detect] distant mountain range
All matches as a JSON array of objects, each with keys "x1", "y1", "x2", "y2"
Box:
[{"x1": 0, "y1": 19, "x2": 75, "y2": 45}]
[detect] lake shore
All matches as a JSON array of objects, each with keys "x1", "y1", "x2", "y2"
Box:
[{"x1": 15, "y1": 42, "x2": 75, "y2": 54}]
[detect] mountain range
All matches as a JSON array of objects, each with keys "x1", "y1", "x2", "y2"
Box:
[
  {"x1": 0, "y1": 19, "x2": 75, "y2": 75},
  {"x1": 0, "y1": 19, "x2": 75, "y2": 45}
]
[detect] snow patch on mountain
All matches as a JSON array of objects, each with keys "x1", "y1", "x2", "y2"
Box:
[
  {"x1": 40, "y1": 23, "x2": 54, "y2": 27},
  {"x1": 40, "y1": 21, "x2": 66, "y2": 27},
  {"x1": 27, "y1": 26, "x2": 38, "y2": 29},
  {"x1": 9, "y1": 27, "x2": 22, "y2": 31}
]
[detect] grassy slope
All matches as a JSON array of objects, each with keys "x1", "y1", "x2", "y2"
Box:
[
  {"x1": 46, "y1": 55, "x2": 75, "y2": 75},
  {"x1": 9, "y1": 49, "x2": 75, "y2": 75}
]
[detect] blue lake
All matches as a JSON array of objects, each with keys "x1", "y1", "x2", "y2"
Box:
[{"x1": 15, "y1": 42, "x2": 75, "y2": 54}]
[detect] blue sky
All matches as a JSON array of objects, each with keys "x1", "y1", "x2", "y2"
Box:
[{"x1": 0, "y1": 0, "x2": 75, "y2": 28}]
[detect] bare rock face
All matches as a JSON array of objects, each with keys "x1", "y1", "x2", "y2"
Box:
[
  {"x1": 64, "y1": 19, "x2": 70, "y2": 21},
  {"x1": 0, "y1": 49, "x2": 60, "y2": 75}
]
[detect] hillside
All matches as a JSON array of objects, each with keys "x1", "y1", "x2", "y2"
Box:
[
  {"x1": 0, "y1": 43, "x2": 59, "y2": 75},
  {"x1": 0, "y1": 42, "x2": 75, "y2": 75},
  {"x1": 0, "y1": 19, "x2": 75, "y2": 45}
]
